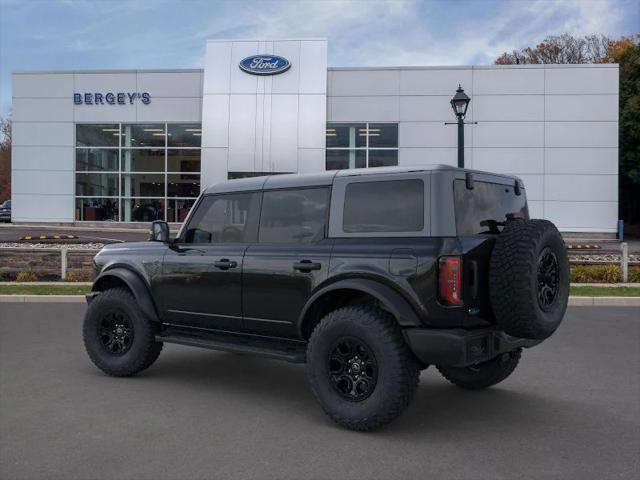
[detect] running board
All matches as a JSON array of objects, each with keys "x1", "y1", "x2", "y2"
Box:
[{"x1": 156, "y1": 326, "x2": 307, "y2": 363}]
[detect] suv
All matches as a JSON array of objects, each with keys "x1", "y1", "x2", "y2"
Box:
[
  {"x1": 83, "y1": 166, "x2": 569, "y2": 431},
  {"x1": 0, "y1": 200, "x2": 10, "y2": 223}
]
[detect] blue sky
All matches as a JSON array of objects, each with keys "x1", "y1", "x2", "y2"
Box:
[{"x1": 0, "y1": 0, "x2": 638, "y2": 116}]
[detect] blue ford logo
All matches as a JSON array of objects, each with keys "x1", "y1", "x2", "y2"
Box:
[{"x1": 239, "y1": 55, "x2": 291, "y2": 75}]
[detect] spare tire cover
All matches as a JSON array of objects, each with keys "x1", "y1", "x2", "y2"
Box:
[{"x1": 489, "y1": 219, "x2": 569, "y2": 340}]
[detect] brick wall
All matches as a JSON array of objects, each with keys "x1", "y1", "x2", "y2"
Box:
[{"x1": 0, "y1": 249, "x2": 98, "y2": 280}]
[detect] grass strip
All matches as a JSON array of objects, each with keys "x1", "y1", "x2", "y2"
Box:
[
  {"x1": 0, "y1": 284, "x2": 91, "y2": 295},
  {"x1": 570, "y1": 286, "x2": 640, "y2": 297}
]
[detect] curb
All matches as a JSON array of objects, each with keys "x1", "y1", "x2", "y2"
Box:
[{"x1": 0, "y1": 295, "x2": 639, "y2": 306}]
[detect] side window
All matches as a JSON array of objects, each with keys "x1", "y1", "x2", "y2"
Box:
[
  {"x1": 343, "y1": 179, "x2": 424, "y2": 233},
  {"x1": 259, "y1": 188, "x2": 329, "y2": 243},
  {"x1": 183, "y1": 192, "x2": 260, "y2": 243}
]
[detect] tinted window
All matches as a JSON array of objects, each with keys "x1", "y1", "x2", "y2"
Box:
[
  {"x1": 343, "y1": 180, "x2": 424, "y2": 233},
  {"x1": 454, "y1": 180, "x2": 529, "y2": 235},
  {"x1": 259, "y1": 188, "x2": 329, "y2": 243},
  {"x1": 184, "y1": 193, "x2": 259, "y2": 243}
]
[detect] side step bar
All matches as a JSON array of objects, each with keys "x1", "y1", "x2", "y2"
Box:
[{"x1": 156, "y1": 325, "x2": 307, "y2": 363}]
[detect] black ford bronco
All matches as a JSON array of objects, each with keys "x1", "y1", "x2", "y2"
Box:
[{"x1": 83, "y1": 166, "x2": 569, "y2": 431}]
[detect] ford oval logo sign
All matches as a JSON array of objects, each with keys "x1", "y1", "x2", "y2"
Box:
[{"x1": 239, "y1": 55, "x2": 291, "y2": 75}]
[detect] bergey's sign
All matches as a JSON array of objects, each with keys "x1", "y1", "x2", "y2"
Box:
[
  {"x1": 239, "y1": 55, "x2": 291, "y2": 75},
  {"x1": 74, "y1": 92, "x2": 151, "y2": 105}
]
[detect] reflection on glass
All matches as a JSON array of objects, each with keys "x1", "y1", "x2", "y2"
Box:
[
  {"x1": 121, "y1": 124, "x2": 165, "y2": 147},
  {"x1": 168, "y1": 124, "x2": 202, "y2": 147},
  {"x1": 326, "y1": 150, "x2": 366, "y2": 170},
  {"x1": 368, "y1": 150, "x2": 398, "y2": 168},
  {"x1": 121, "y1": 149, "x2": 165, "y2": 172},
  {"x1": 76, "y1": 125, "x2": 120, "y2": 147},
  {"x1": 75, "y1": 198, "x2": 119, "y2": 221},
  {"x1": 167, "y1": 149, "x2": 200, "y2": 173},
  {"x1": 121, "y1": 174, "x2": 165, "y2": 197},
  {"x1": 367, "y1": 124, "x2": 398, "y2": 148},
  {"x1": 167, "y1": 198, "x2": 196, "y2": 223},
  {"x1": 121, "y1": 198, "x2": 165, "y2": 222},
  {"x1": 75, "y1": 148, "x2": 118, "y2": 171},
  {"x1": 76, "y1": 173, "x2": 118, "y2": 196},
  {"x1": 326, "y1": 123, "x2": 366, "y2": 148},
  {"x1": 167, "y1": 174, "x2": 200, "y2": 198}
]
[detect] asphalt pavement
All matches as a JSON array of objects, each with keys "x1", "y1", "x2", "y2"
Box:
[
  {"x1": 0, "y1": 225, "x2": 149, "y2": 244},
  {"x1": 1, "y1": 304, "x2": 638, "y2": 480}
]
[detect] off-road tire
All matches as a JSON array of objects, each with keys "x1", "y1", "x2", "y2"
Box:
[
  {"x1": 83, "y1": 288, "x2": 163, "y2": 376},
  {"x1": 307, "y1": 305, "x2": 420, "y2": 431},
  {"x1": 437, "y1": 348, "x2": 522, "y2": 390},
  {"x1": 489, "y1": 219, "x2": 569, "y2": 340}
]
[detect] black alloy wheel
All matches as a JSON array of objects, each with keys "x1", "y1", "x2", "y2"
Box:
[
  {"x1": 537, "y1": 247, "x2": 559, "y2": 309},
  {"x1": 99, "y1": 310, "x2": 134, "y2": 355},
  {"x1": 328, "y1": 337, "x2": 378, "y2": 401}
]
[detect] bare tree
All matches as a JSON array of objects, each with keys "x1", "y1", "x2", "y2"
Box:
[
  {"x1": 495, "y1": 34, "x2": 610, "y2": 64},
  {"x1": 0, "y1": 116, "x2": 11, "y2": 202}
]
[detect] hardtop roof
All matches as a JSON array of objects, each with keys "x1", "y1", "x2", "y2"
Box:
[{"x1": 202, "y1": 165, "x2": 521, "y2": 195}]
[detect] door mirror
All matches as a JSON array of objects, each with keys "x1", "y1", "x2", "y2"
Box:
[{"x1": 150, "y1": 220, "x2": 170, "y2": 242}]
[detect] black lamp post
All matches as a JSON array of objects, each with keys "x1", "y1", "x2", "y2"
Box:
[{"x1": 447, "y1": 84, "x2": 472, "y2": 168}]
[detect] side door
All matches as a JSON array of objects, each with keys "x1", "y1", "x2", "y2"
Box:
[
  {"x1": 155, "y1": 191, "x2": 261, "y2": 331},
  {"x1": 241, "y1": 187, "x2": 333, "y2": 338}
]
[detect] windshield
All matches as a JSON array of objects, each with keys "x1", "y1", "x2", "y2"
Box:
[{"x1": 454, "y1": 179, "x2": 528, "y2": 235}]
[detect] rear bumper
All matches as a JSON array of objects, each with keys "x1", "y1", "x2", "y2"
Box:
[{"x1": 403, "y1": 326, "x2": 541, "y2": 368}]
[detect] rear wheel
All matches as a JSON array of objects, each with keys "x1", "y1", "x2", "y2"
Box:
[
  {"x1": 83, "y1": 288, "x2": 163, "y2": 376},
  {"x1": 307, "y1": 305, "x2": 419, "y2": 431},
  {"x1": 437, "y1": 348, "x2": 522, "y2": 390}
]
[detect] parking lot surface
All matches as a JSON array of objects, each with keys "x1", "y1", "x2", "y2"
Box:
[{"x1": 1, "y1": 304, "x2": 639, "y2": 480}]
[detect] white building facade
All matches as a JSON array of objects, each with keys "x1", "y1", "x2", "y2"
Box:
[{"x1": 11, "y1": 38, "x2": 619, "y2": 232}]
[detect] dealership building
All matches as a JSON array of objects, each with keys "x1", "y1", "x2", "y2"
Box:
[{"x1": 11, "y1": 39, "x2": 619, "y2": 232}]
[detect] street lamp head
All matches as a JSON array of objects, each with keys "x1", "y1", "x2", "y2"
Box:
[{"x1": 450, "y1": 84, "x2": 470, "y2": 119}]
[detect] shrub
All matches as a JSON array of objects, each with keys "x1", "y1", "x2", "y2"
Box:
[
  {"x1": 15, "y1": 268, "x2": 39, "y2": 282},
  {"x1": 629, "y1": 266, "x2": 640, "y2": 283},
  {"x1": 65, "y1": 270, "x2": 93, "y2": 282},
  {"x1": 570, "y1": 264, "x2": 621, "y2": 283}
]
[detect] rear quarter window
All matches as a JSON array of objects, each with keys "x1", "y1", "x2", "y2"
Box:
[
  {"x1": 454, "y1": 179, "x2": 528, "y2": 235},
  {"x1": 343, "y1": 179, "x2": 424, "y2": 233}
]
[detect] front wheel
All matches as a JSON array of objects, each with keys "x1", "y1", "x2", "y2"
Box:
[
  {"x1": 83, "y1": 288, "x2": 163, "y2": 377},
  {"x1": 436, "y1": 348, "x2": 522, "y2": 390},
  {"x1": 307, "y1": 305, "x2": 420, "y2": 431}
]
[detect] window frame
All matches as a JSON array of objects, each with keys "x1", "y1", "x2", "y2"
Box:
[
  {"x1": 257, "y1": 186, "x2": 331, "y2": 244},
  {"x1": 325, "y1": 122, "x2": 399, "y2": 170},
  {"x1": 328, "y1": 173, "x2": 431, "y2": 238}
]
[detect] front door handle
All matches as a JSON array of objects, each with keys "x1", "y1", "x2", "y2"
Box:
[
  {"x1": 293, "y1": 260, "x2": 321, "y2": 272},
  {"x1": 213, "y1": 259, "x2": 238, "y2": 270}
]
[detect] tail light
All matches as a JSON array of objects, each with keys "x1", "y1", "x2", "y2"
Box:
[{"x1": 438, "y1": 256, "x2": 462, "y2": 306}]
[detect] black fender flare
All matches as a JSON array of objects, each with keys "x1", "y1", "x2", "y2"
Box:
[
  {"x1": 92, "y1": 267, "x2": 160, "y2": 323},
  {"x1": 297, "y1": 278, "x2": 422, "y2": 337}
]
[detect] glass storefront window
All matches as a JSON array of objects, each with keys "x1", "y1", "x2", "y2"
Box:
[
  {"x1": 168, "y1": 124, "x2": 202, "y2": 148},
  {"x1": 121, "y1": 173, "x2": 165, "y2": 197},
  {"x1": 121, "y1": 124, "x2": 166, "y2": 147},
  {"x1": 75, "y1": 148, "x2": 118, "y2": 171},
  {"x1": 121, "y1": 149, "x2": 165, "y2": 172},
  {"x1": 326, "y1": 122, "x2": 398, "y2": 170},
  {"x1": 75, "y1": 123, "x2": 201, "y2": 222},
  {"x1": 76, "y1": 124, "x2": 120, "y2": 147},
  {"x1": 167, "y1": 198, "x2": 196, "y2": 223},
  {"x1": 326, "y1": 123, "x2": 366, "y2": 148},
  {"x1": 167, "y1": 149, "x2": 200, "y2": 173},
  {"x1": 326, "y1": 150, "x2": 366, "y2": 170},
  {"x1": 167, "y1": 174, "x2": 200, "y2": 198},
  {"x1": 75, "y1": 198, "x2": 119, "y2": 221},
  {"x1": 76, "y1": 173, "x2": 119, "y2": 197},
  {"x1": 121, "y1": 198, "x2": 165, "y2": 222}
]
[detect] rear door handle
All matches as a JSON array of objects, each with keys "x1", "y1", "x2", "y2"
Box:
[
  {"x1": 213, "y1": 259, "x2": 238, "y2": 270},
  {"x1": 293, "y1": 260, "x2": 321, "y2": 272}
]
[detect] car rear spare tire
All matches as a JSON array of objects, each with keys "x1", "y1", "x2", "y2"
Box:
[{"x1": 489, "y1": 219, "x2": 569, "y2": 340}]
